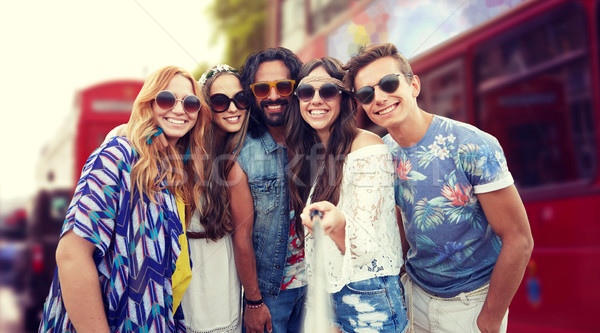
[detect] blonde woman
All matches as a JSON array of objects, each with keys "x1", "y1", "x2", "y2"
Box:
[{"x1": 39, "y1": 66, "x2": 210, "y2": 332}]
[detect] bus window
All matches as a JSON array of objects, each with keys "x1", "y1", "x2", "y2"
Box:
[
  {"x1": 474, "y1": 3, "x2": 596, "y2": 190},
  {"x1": 417, "y1": 57, "x2": 467, "y2": 122}
]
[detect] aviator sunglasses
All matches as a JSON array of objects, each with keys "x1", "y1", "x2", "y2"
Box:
[
  {"x1": 209, "y1": 92, "x2": 249, "y2": 113},
  {"x1": 294, "y1": 82, "x2": 342, "y2": 102},
  {"x1": 354, "y1": 73, "x2": 413, "y2": 105},
  {"x1": 154, "y1": 90, "x2": 201, "y2": 113},
  {"x1": 249, "y1": 79, "x2": 296, "y2": 99}
]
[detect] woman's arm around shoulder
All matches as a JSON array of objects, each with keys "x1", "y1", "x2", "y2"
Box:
[{"x1": 350, "y1": 129, "x2": 385, "y2": 152}]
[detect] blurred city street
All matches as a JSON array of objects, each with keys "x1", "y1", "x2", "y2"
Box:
[
  {"x1": 0, "y1": 286, "x2": 24, "y2": 333},
  {"x1": 0, "y1": 235, "x2": 29, "y2": 333}
]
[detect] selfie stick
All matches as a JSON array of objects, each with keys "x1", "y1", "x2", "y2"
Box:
[{"x1": 303, "y1": 209, "x2": 334, "y2": 332}]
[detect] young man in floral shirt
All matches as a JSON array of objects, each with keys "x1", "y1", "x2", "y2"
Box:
[{"x1": 344, "y1": 43, "x2": 534, "y2": 333}]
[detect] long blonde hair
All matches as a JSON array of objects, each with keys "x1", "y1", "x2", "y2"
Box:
[{"x1": 125, "y1": 66, "x2": 211, "y2": 225}]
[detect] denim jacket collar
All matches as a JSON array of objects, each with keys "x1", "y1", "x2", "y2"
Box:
[{"x1": 259, "y1": 129, "x2": 282, "y2": 153}]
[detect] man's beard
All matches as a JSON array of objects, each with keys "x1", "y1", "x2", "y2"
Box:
[{"x1": 259, "y1": 99, "x2": 289, "y2": 127}]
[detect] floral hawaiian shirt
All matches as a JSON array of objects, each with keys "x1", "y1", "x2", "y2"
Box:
[{"x1": 384, "y1": 116, "x2": 514, "y2": 297}]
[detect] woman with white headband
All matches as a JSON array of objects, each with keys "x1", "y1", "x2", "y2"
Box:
[{"x1": 286, "y1": 57, "x2": 408, "y2": 332}]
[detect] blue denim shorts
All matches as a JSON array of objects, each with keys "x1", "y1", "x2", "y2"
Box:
[{"x1": 331, "y1": 275, "x2": 408, "y2": 333}]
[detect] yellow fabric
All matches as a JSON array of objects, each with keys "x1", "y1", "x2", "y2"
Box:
[{"x1": 172, "y1": 195, "x2": 192, "y2": 314}]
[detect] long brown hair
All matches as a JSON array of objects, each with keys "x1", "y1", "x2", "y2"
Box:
[
  {"x1": 198, "y1": 66, "x2": 250, "y2": 240},
  {"x1": 126, "y1": 66, "x2": 210, "y2": 226},
  {"x1": 286, "y1": 57, "x2": 358, "y2": 242}
]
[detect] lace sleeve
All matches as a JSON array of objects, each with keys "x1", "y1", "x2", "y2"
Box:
[
  {"x1": 305, "y1": 145, "x2": 400, "y2": 292},
  {"x1": 336, "y1": 145, "x2": 398, "y2": 278}
]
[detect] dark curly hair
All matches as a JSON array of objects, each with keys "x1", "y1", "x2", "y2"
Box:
[{"x1": 240, "y1": 47, "x2": 302, "y2": 138}]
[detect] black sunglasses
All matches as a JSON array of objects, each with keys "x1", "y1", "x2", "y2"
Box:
[
  {"x1": 154, "y1": 90, "x2": 201, "y2": 113},
  {"x1": 209, "y1": 92, "x2": 249, "y2": 113},
  {"x1": 249, "y1": 79, "x2": 296, "y2": 99},
  {"x1": 354, "y1": 73, "x2": 413, "y2": 105},
  {"x1": 294, "y1": 82, "x2": 342, "y2": 102}
]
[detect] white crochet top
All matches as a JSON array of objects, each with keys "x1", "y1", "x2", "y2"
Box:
[{"x1": 305, "y1": 144, "x2": 403, "y2": 293}]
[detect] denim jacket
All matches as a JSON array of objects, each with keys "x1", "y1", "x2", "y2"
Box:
[{"x1": 237, "y1": 131, "x2": 290, "y2": 297}]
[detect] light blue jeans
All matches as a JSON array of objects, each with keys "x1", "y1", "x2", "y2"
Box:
[{"x1": 331, "y1": 275, "x2": 409, "y2": 333}]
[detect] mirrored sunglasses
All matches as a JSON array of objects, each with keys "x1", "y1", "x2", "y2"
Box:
[
  {"x1": 154, "y1": 90, "x2": 201, "y2": 113},
  {"x1": 209, "y1": 91, "x2": 249, "y2": 113},
  {"x1": 354, "y1": 73, "x2": 413, "y2": 105},
  {"x1": 250, "y1": 79, "x2": 296, "y2": 99},
  {"x1": 294, "y1": 82, "x2": 342, "y2": 102}
]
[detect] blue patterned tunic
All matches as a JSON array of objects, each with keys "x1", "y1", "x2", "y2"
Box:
[
  {"x1": 384, "y1": 115, "x2": 514, "y2": 298},
  {"x1": 39, "y1": 137, "x2": 187, "y2": 332}
]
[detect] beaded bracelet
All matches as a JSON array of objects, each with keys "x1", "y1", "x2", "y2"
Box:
[{"x1": 245, "y1": 302, "x2": 264, "y2": 309}]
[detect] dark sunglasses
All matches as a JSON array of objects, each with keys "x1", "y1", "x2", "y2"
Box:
[
  {"x1": 210, "y1": 92, "x2": 249, "y2": 113},
  {"x1": 154, "y1": 90, "x2": 201, "y2": 113},
  {"x1": 250, "y1": 79, "x2": 295, "y2": 99},
  {"x1": 354, "y1": 73, "x2": 413, "y2": 105},
  {"x1": 294, "y1": 82, "x2": 342, "y2": 102}
]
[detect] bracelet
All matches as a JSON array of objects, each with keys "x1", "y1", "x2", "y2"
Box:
[
  {"x1": 246, "y1": 302, "x2": 264, "y2": 309},
  {"x1": 244, "y1": 296, "x2": 264, "y2": 306}
]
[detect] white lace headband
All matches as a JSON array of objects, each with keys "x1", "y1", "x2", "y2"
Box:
[{"x1": 198, "y1": 64, "x2": 238, "y2": 87}]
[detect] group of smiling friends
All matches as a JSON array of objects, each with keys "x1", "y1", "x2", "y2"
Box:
[{"x1": 38, "y1": 43, "x2": 533, "y2": 333}]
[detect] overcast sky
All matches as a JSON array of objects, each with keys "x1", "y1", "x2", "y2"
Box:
[{"x1": 0, "y1": 1, "x2": 224, "y2": 208}]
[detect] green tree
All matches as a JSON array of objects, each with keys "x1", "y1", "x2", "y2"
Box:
[{"x1": 207, "y1": 0, "x2": 268, "y2": 69}]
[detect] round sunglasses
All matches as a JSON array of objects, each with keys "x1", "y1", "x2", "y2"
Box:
[
  {"x1": 294, "y1": 82, "x2": 342, "y2": 102},
  {"x1": 354, "y1": 73, "x2": 413, "y2": 105},
  {"x1": 154, "y1": 90, "x2": 201, "y2": 113},
  {"x1": 209, "y1": 91, "x2": 249, "y2": 113},
  {"x1": 249, "y1": 79, "x2": 295, "y2": 99}
]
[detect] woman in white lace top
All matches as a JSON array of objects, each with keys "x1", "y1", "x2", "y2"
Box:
[{"x1": 285, "y1": 58, "x2": 408, "y2": 332}]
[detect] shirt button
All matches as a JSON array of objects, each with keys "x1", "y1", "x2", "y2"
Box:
[
  {"x1": 279, "y1": 238, "x2": 285, "y2": 243},
  {"x1": 275, "y1": 264, "x2": 280, "y2": 269},
  {"x1": 270, "y1": 290, "x2": 275, "y2": 295}
]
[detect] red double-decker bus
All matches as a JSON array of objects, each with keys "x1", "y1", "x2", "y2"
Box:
[
  {"x1": 284, "y1": 0, "x2": 599, "y2": 331},
  {"x1": 73, "y1": 80, "x2": 144, "y2": 183},
  {"x1": 23, "y1": 79, "x2": 143, "y2": 328},
  {"x1": 407, "y1": 2, "x2": 599, "y2": 331}
]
